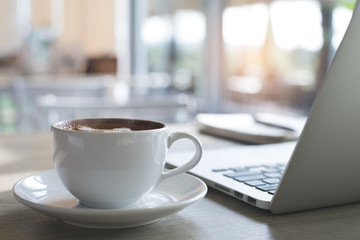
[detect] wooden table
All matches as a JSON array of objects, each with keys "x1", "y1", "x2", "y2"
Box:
[{"x1": 2, "y1": 126, "x2": 360, "y2": 240}]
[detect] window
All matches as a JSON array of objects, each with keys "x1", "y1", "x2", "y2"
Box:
[{"x1": 132, "y1": 0, "x2": 356, "y2": 115}]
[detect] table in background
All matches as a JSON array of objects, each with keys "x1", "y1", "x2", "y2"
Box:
[{"x1": 1, "y1": 124, "x2": 360, "y2": 240}]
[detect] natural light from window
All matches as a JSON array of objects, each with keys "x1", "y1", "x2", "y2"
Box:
[
  {"x1": 270, "y1": 0, "x2": 323, "y2": 51},
  {"x1": 174, "y1": 10, "x2": 205, "y2": 46},
  {"x1": 223, "y1": 4, "x2": 268, "y2": 48},
  {"x1": 142, "y1": 10, "x2": 205, "y2": 46},
  {"x1": 142, "y1": 15, "x2": 172, "y2": 45},
  {"x1": 332, "y1": 5, "x2": 353, "y2": 49}
]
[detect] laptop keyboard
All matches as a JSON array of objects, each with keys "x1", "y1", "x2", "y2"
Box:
[{"x1": 212, "y1": 164, "x2": 286, "y2": 195}]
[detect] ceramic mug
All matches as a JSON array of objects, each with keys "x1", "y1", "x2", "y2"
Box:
[{"x1": 51, "y1": 118, "x2": 202, "y2": 209}]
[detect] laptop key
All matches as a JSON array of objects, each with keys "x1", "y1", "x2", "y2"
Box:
[
  {"x1": 256, "y1": 184, "x2": 278, "y2": 191},
  {"x1": 234, "y1": 174, "x2": 266, "y2": 182},
  {"x1": 262, "y1": 169, "x2": 280, "y2": 174},
  {"x1": 263, "y1": 167, "x2": 279, "y2": 171},
  {"x1": 224, "y1": 171, "x2": 261, "y2": 178},
  {"x1": 224, "y1": 172, "x2": 247, "y2": 178},
  {"x1": 262, "y1": 178, "x2": 280, "y2": 184},
  {"x1": 246, "y1": 166, "x2": 269, "y2": 172},
  {"x1": 212, "y1": 168, "x2": 229, "y2": 172},
  {"x1": 264, "y1": 172, "x2": 282, "y2": 178},
  {"x1": 244, "y1": 180, "x2": 267, "y2": 187},
  {"x1": 229, "y1": 167, "x2": 247, "y2": 172}
]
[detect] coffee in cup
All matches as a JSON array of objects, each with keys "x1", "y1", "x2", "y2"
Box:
[{"x1": 51, "y1": 118, "x2": 202, "y2": 209}]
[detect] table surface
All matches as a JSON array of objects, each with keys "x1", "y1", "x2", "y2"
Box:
[{"x1": 2, "y1": 124, "x2": 360, "y2": 240}]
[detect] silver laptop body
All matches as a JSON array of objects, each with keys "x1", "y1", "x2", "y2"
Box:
[{"x1": 167, "y1": 0, "x2": 360, "y2": 214}]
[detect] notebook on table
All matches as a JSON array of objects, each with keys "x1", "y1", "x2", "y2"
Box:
[
  {"x1": 167, "y1": 1, "x2": 360, "y2": 214},
  {"x1": 196, "y1": 112, "x2": 306, "y2": 144}
]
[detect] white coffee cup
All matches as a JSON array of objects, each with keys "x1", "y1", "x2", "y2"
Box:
[{"x1": 50, "y1": 118, "x2": 202, "y2": 209}]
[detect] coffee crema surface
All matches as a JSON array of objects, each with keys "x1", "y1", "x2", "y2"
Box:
[
  {"x1": 70, "y1": 126, "x2": 132, "y2": 133},
  {"x1": 53, "y1": 118, "x2": 166, "y2": 132}
]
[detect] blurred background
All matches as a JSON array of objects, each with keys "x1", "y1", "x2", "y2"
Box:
[{"x1": 0, "y1": 0, "x2": 356, "y2": 132}]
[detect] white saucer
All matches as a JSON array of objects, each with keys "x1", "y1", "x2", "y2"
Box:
[{"x1": 13, "y1": 169, "x2": 207, "y2": 229}]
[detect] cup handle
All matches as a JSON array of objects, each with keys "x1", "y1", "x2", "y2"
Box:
[{"x1": 160, "y1": 132, "x2": 202, "y2": 181}]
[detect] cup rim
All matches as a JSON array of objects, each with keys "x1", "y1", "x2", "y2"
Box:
[{"x1": 50, "y1": 118, "x2": 167, "y2": 133}]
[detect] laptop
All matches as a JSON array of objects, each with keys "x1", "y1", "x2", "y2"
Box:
[{"x1": 167, "y1": 1, "x2": 360, "y2": 214}]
